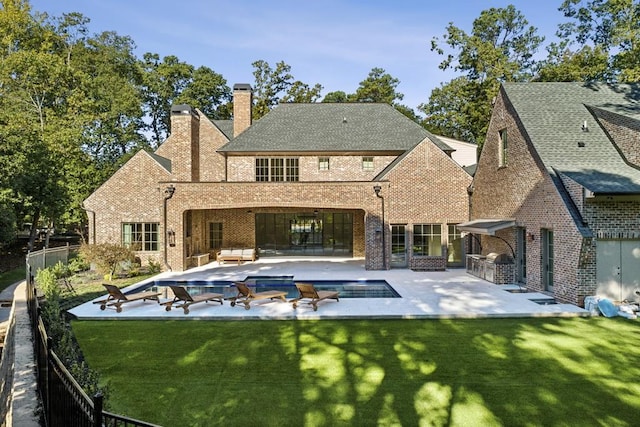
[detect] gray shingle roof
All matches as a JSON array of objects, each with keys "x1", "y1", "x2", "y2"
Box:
[
  {"x1": 503, "y1": 82, "x2": 640, "y2": 194},
  {"x1": 218, "y1": 103, "x2": 434, "y2": 153}
]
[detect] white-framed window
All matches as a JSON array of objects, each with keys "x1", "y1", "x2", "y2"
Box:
[
  {"x1": 362, "y1": 156, "x2": 374, "y2": 171},
  {"x1": 412, "y1": 224, "x2": 442, "y2": 256},
  {"x1": 499, "y1": 128, "x2": 508, "y2": 167},
  {"x1": 255, "y1": 158, "x2": 299, "y2": 181},
  {"x1": 122, "y1": 223, "x2": 159, "y2": 251},
  {"x1": 318, "y1": 157, "x2": 330, "y2": 171}
]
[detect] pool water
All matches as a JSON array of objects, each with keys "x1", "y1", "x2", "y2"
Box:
[{"x1": 148, "y1": 276, "x2": 401, "y2": 299}]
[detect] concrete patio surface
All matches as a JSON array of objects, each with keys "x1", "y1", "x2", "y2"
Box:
[{"x1": 69, "y1": 257, "x2": 589, "y2": 320}]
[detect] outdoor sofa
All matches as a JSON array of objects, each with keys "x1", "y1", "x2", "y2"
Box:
[{"x1": 216, "y1": 248, "x2": 256, "y2": 265}]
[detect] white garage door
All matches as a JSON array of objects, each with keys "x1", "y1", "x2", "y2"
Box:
[{"x1": 596, "y1": 240, "x2": 640, "y2": 301}]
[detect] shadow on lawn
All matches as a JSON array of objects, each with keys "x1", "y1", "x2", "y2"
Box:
[
  {"x1": 73, "y1": 317, "x2": 640, "y2": 426},
  {"x1": 281, "y1": 318, "x2": 640, "y2": 426}
]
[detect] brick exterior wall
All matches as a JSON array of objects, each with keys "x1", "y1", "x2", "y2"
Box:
[
  {"x1": 233, "y1": 86, "x2": 252, "y2": 137},
  {"x1": 156, "y1": 108, "x2": 199, "y2": 181},
  {"x1": 226, "y1": 155, "x2": 399, "y2": 182},
  {"x1": 385, "y1": 138, "x2": 472, "y2": 270},
  {"x1": 83, "y1": 151, "x2": 172, "y2": 266},
  {"x1": 471, "y1": 88, "x2": 640, "y2": 305},
  {"x1": 198, "y1": 114, "x2": 229, "y2": 182},
  {"x1": 85, "y1": 98, "x2": 472, "y2": 273},
  {"x1": 472, "y1": 89, "x2": 586, "y2": 304}
]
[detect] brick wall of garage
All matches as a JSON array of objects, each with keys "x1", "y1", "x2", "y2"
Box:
[{"x1": 472, "y1": 89, "x2": 588, "y2": 304}]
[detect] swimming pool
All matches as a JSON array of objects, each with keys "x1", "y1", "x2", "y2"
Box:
[{"x1": 148, "y1": 276, "x2": 401, "y2": 299}]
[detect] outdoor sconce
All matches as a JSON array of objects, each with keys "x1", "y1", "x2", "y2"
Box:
[
  {"x1": 164, "y1": 184, "x2": 175, "y2": 199},
  {"x1": 373, "y1": 184, "x2": 382, "y2": 197},
  {"x1": 314, "y1": 209, "x2": 319, "y2": 216},
  {"x1": 167, "y1": 229, "x2": 176, "y2": 247},
  {"x1": 527, "y1": 232, "x2": 535, "y2": 241}
]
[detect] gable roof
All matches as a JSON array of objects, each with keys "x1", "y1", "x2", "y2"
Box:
[
  {"x1": 218, "y1": 103, "x2": 437, "y2": 153},
  {"x1": 503, "y1": 82, "x2": 640, "y2": 194}
]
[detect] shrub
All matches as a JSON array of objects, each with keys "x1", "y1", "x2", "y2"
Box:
[
  {"x1": 79, "y1": 243, "x2": 135, "y2": 281},
  {"x1": 36, "y1": 264, "x2": 105, "y2": 400},
  {"x1": 148, "y1": 258, "x2": 161, "y2": 274}
]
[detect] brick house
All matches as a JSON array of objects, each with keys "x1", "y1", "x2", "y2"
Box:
[
  {"x1": 461, "y1": 82, "x2": 640, "y2": 305},
  {"x1": 83, "y1": 84, "x2": 473, "y2": 272}
]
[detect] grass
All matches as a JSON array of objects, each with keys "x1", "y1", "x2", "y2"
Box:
[
  {"x1": 72, "y1": 317, "x2": 640, "y2": 427},
  {"x1": 0, "y1": 266, "x2": 26, "y2": 294}
]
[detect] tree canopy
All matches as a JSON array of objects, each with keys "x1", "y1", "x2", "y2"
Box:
[{"x1": 3, "y1": 0, "x2": 640, "y2": 249}]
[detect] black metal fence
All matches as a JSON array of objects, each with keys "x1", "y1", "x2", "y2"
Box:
[{"x1": 26, "y1": 278, "x2": 161, "y2": 427}]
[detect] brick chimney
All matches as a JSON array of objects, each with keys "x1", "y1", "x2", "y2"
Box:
[
  {"x1": 170, "y1": 104, "x2": 200, "y2": 181},
  {"x1": 233, "y1": 83, "x2": 252, "y2": 137}
]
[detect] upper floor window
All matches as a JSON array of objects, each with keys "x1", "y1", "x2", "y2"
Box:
[
  {"x1": 413, "y1": 224, "x2": 442, "y2": 256},
  {"x1": 256, "y1": 158, "x2": 299, "y2": 181},
  {"x1": 362, "y1": 156, "x2": 374, "y2": 171},
  {"x1": 122, "y1": 223, "x2": 159, "y2": 251},
  {"x1": 318, "y1": 157, "x2": 330, "y2": 171},
  {"x1": 499, "y1": 129, "x2": 508, "y2": 167}
]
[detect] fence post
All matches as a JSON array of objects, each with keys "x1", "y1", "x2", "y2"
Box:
[
  {"x1": 46, "y1": 337, "x2": 53, "y2": 425},
  {"x1": 93, "y1": 393, "x2": 103, "y2": 427}
]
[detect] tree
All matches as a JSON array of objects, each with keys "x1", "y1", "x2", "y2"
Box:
[
  {"x1": 139, "y1": 53, "x2": 193, "y2": 146},
  {"x1": 175, "y1": 66, "x2": 232, "y2": 119},
  {"x1": 535, "y1": 42, "x2": 610, "y2": 81},
  {"x1": 322, "y1": 91, "x2": 348, "y2": 103},
  {"x1": 423, "y1": 5, "x2": 544, "y2": 144},
  {"x1": 556, "y1": 0, "x2": 640, "y2": 82},
  {"x1": 280, "y1": 81, "x2": 323, "y2": 103},
  {"x1": 251, "y1": 60, "x2": 294, "y2": 119},
  {"x1": 250, "y1": 60, "x2": 323, "y2": 119},
  {"x1": 348, "y1": 67, "x2": 404, "y2": 104}
]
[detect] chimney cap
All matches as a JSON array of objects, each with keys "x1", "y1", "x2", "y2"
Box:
[
  {"x1": 233, "y1": 83, "x2": 253, "y2": 92},
  {"x1": 170, "y1": 104, "x2": 198, "y2": 117}
]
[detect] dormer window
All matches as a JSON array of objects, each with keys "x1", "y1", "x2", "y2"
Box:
[{"x1": 498, "y1": 129, "x2": 508, "y2": 167}]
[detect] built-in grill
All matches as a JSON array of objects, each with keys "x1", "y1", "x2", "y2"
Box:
[
  {"x1": 466, "y1": 252, "x2": 515, "y2": 284},
  {"x1": 485, "y1": 252, "x2": 513, "y2": 264}
]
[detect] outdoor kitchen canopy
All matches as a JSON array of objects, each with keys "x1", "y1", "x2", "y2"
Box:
[{"x1": 457, "y1": 219, "x2": 516, "y2": 236}]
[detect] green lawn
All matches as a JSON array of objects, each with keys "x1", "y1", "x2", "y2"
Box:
[
  {"x1": 72, "y1": 317, "x2": 640, "y2": 427},
  {"x1": 0, "y1": 266, "x2": 25, "y2": 293}
]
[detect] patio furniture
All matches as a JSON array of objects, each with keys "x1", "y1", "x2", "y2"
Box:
[
  {"x1": 160, "y1": 285, "x2": 224, "y2": 314},
  {"x1": 94, "y1": 284, "x2": 161, "y2": 313},
  {"x1": 229, "y1": 281, "x2": 287, "y2": 310},
  {"x1": 290, "y1": 282, "x2": 339, "y2": 311},
  {"x1": 216, "y1": 248, "x2": 256, "y2": 265}
]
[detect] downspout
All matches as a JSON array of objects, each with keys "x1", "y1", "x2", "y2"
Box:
[
  {"x1": 163, "y1": 185, "x2": 175, "y2": 271},
  {"x1": 374, "y1": 184, "x2": 387, "y2": 270}
]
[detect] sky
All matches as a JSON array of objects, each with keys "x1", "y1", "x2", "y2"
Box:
[{"x1": 29, "y1": 0, "x2": 568, "y2": 111}]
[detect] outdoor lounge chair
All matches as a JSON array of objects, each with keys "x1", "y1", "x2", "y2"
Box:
[
  {"x1": 229, "y1": 281, "x2": 287, "y2": 310},
  {"x1": 290, "y1": 282, "x2": 339, "y2": 311},
  {"x1": 160, "y1": 285, "x2": 224, "y2": 314},
  {"x1": 94, "y1": 284, "x2": 161, "y2": 313}
]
